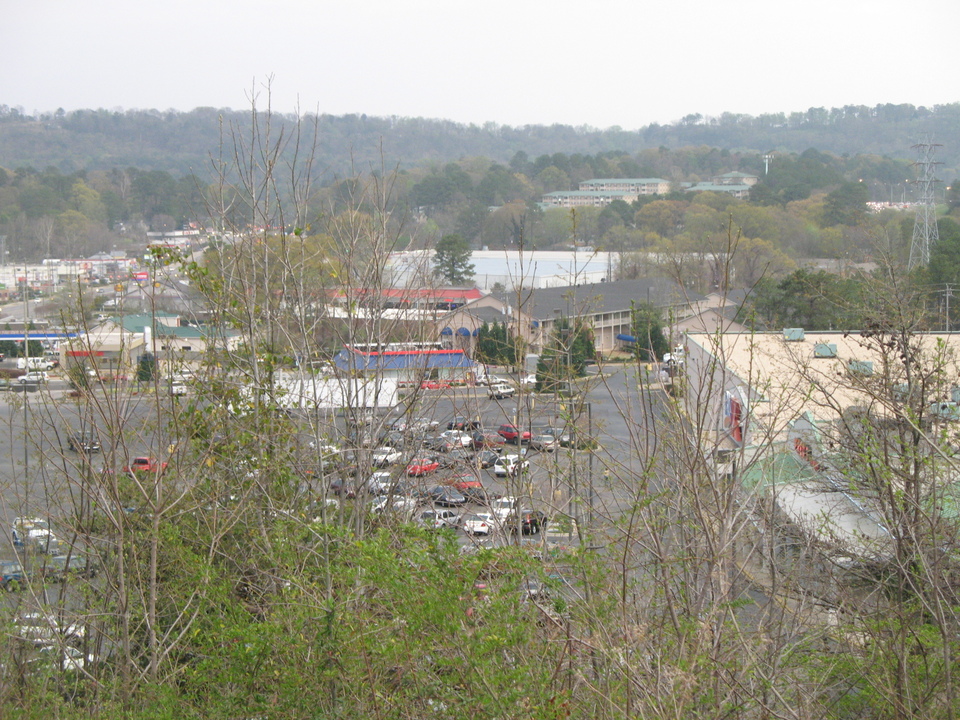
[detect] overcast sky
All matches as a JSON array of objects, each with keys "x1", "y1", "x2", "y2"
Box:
[{"x1": 2, "y1": 0, "x2": 956, "y2": 130}]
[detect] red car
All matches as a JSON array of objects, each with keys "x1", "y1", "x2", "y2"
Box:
[
  {"x1": 406, "y1": 457, "x2": 440, "y2": 476},
  {"x1": 420, "y1": 380, "x2": 451, "y2": 390},
  {"x1": 123, "y1": 457, "x2": 168, "y2": 474},
  {"x1": 497, "y1": 424, "x2": 532, "y2": 444}
]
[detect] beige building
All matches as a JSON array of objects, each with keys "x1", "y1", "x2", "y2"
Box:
[{"x1": 61, "y1": 326, "x2": 146, "y2": 381}]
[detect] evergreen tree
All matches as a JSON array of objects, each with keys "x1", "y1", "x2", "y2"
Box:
[{"x1": 432, "y1": 233, "x2": 475, "y2": 285}]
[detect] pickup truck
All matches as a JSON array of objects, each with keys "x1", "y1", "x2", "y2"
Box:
[
  {"x1": 123, "y1": 457, "x2": 168, "y2": 474},
  {"x1": 488, "y1": 382, "x2": 516, "y2": 400}
]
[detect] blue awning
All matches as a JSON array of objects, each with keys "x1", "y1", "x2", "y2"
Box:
[
  {"x1": 456, "y1": 327, "x2": 470, "y2": 337},
  {"x1": 440, "y1": 327, "x2": 453, "y2": 336},
  {"x1": 472, "y1": 328, "x2": 480, "y2": 336},
  {"x1": 616, "y1": 333, "x2": 637, "y2": 343}
]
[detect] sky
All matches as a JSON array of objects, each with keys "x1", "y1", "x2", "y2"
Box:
[{"x1": 2, "y1": 0, "x2": 957, "y2": 130}]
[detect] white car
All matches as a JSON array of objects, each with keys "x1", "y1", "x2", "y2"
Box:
[
  {"x1": 371, "y1": 496, "x2": 417, "y2": 517},
  {"x1": 520, "y1": 373, "x2": 537, "y2": 387},
  {"x1": 462, "y1": 512, "x2": 495, "y2": 535},
  {"x1": 14, "y1": 612, "x2": 85, "y2": 645},
  {"x1": 418, "y1": 509, "x2": 461, "y2": 529},
  {"x1": 371, "y1": 446, "x2": 403, "y2": 466},
  {"x1": 12, "y1": 517, "x2": 51, "y2": 547},
  {"x1": 169, "y1": 380, "x2": 187, "y2": 396},
  {"x1": 493, "y1": 455, "x2": 530, "y2": 477},
  {"x1": 365, "y1": 471, "x2": 395, "y2": 494},
  {"x1": 491, "y1": 495, "x2": 519, "y2": 520},
  {"x1": 18, "y1": 371, "x2": 48, "y2": 384},
  {"x1": 439, "y1": 429, "x2": 473, "y2": 448}
]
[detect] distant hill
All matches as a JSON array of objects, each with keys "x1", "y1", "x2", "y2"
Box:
[{"x1": 0, "y1": 102, "x2": 957, "y2": 180}]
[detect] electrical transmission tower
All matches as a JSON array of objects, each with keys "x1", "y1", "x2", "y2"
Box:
[{"x1": 908, "y1": 139, "x2": 942, "y2": 269}]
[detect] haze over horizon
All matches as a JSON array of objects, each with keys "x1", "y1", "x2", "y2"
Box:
[{"x1": 4, "y1": 0, "x2": 957, "y2": 131}]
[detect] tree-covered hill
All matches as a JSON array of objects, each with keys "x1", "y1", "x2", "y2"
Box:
[{"x1": 0, "y1": 102, "x2": 957, "y2": 180}]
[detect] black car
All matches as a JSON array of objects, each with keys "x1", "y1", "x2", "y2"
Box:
[
  {"x1": 425, "y1": 485, "x2": 467, "y2": 507},
  {"x1": 38, "y1": 554, "x2": 96, "y2": 581},
  {"x1": 67, "y1": 431, "x2": 101, "y2": 453},
  {"x1": 505, "y1": 509, "x2": 549, "y2": 535},
  {"x1": 447, "y1": 416, "x2": 482, "y2": 432},
  {"x1": 423, "y1": 436, "x2": 455, "y2": 453},
  {"x1": 437, "y1": 448, "x2": 473, "y2": 468},
  {"x1": 474, "y1": 450, "x2": 500, "y2": 469}
]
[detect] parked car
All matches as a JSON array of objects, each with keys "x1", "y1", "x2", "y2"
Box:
[
  {"x1": 437, "y1": 448, "x2": 473, "y2": 468},
  {"x1": 447, "y1": 416, "x2": 482, "y2": 431},
  {"x1": 483, "y1": 374, "x2": 508, "y2": 386},
  {"x1": 439, "y1": 429, "x2": 473, "y2": 448},
  {"x1": 390, "y1": 417, "x2": 438, "y2": 434},
  {"x1": 451, "y1": 476, "x2": 487, "y2": 503},
  {"x1": 406, "y1": 457, "x2": 440, "y2": 476},
  {"x1": 491, "y1": 495, "x2": 519, "y2": 521},
  {"x1": 362, "y1": 471, "x2": 396, "y2": 495},
  {"x1": 520, "y1": 373, "x2": 538, "y2": 387},
  {"x1": 36, "y1": 645, "x2": 95, "y2": 673},
  {"x1": 13, "y1": 611, "x2": 85, "y2": 645},
  {"x1": 422, "y1": 436, "x2": 455, "y2": 454},
  {"x1": 505, "y1": 509, "x2": 549, "y2": 535},
  {"x1": 418, "y1": 508, "x2": 461, "y2": 529},
  {"x1": 558, "y1": 429, "x2": 597, "y2": 449},
  {"x1": 488, "y1": 383, "x2": 516, "y2": 400},
  {"x1": 38, "y1": 553, "x2": 96, "y2": 581},
  {"x1": 530, "y1": 434, "x2": 559, "y2": 452},
  {"x1": 497, "y1": 424, "x2": 532, "y2": 444},
  {"x1": 371, "y1": 496, "x2": 418, "y2": 517},
  {"x1": 371, "y1": 446, "x2": 403, "y2": 467},
  {"x1": 123, "y1": 456, "x2": 168, "y2": 474},
  {"x1": 420, "y1": 379, "x2": 451, "y2": 390},
  {"x1": 67, "y1": 431, "x2": 101, "y2": 453},
  {"x1": 329, "y1": 477, "x2": 356, "y2": 498},
  {"x1": 169, "y1": 380, "x2": 188, "y2": 396},
  {"x1": 12, "y1": 517, "x2": 51, "y2": 548},
  {"x1": 471, "y1": 431, "x2": 505, "y2": 451},
  {"x1": 462, "y1": 512, "x2": 495, "y2": 536},
  {"x1": 0, "y1": 378, "x2": 10, "y2": 391},
  {"x1": 425, "y1": 485, "x2": 467, "y2": 507},
  {"x1": 493, "y1": 454, "x2": 530, "y2": 477},
  {"x1": 474, "y1": 450, "x2": 501, "y2": 469},
  {"x1": 0, "y1": 560, "x2": 25, "y2": 591}
]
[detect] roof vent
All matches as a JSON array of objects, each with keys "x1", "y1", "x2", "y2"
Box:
[
  {"x1": 847, "y1": 360, "x2": 874, "y2": 377},
  {"x1": 813, "y1": 343, "x2": 837, "y2": 358},
  {"x1": 783, "y1": 328, "x2": 805, "y2": 342}
]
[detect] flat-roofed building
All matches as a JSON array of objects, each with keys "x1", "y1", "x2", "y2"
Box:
[
  {"x1": 578, "y1": 178, "x2": 670, "y2": 195},
  {"x1": 683, "y1": 329, "x2": 960, "y2": 566}
]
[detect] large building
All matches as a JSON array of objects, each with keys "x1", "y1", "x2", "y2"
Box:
[
  {"x1": 683, "y1": 329, "x2": 960, "y2": 565},
  {"x1": 539, "y1": 178, "x2": 669, "y2": 209}
]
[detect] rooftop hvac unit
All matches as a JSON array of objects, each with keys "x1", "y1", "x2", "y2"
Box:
[
  {"x1": 847, "y1": 360, "x2": 874, "y2": 377},
  {"x1": 783, "y1": 328, "x2": 805, "y2": 342},
  {"x1": 814, "y1": 343, "x2": 837, "y2": 358},
  {"x1": 929, "y1": 401, "x2": 960, "y2": 421},
  {"x1": 892, "y1": 384, "x2": 910, "y2": 402}
]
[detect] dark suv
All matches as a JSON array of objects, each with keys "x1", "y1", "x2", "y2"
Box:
[
  {"x1": 505, "y1": 509, "x2": 548, "y2": 535},
  {"x1": 67, "y1": 431, "x2": 101, "y2": 453}
]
